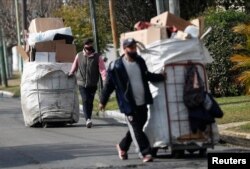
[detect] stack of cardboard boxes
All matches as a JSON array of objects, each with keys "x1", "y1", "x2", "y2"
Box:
[
  {"x1": 120, "y1": 11, "x2": 204, "y2": 53},
  {"x1": 18, "y1": 18, "x2": 76, "y2": 63}
]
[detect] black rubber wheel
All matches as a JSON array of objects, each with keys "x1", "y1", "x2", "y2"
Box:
[
  {"x1": 199, "y1": 148, "x2": 207, "y2": 157},
  {"x1": 172, "y1": 149, "x2": 185, "y2": 158},
  {"x1": 42, "y1": 122, "x2": 48, "y2": 128},
  {"x1": 187, "y1": 149, "x2": 197, "y2": 154}
]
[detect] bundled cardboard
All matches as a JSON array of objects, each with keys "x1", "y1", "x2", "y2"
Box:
[
  {"x1": 29, "y1": 18, "x2": 64, "y2": 33},
  {"x1": 150, "y1": 11, "x2": 191, "y2": 31},
  {"x1": 34, "y1": 40, "x2": 76, "y2": 63},
  {"x1": 17, "y1": 45, "x2": 29, "y2": 61},
  {"x1": 35, "y1": 52, "x2": 56, "y2": 62},
  {"x1": 35, "y1": 40, "x2": 65, "y2": 52},
  {"x1": 190, "y1": 17, "x2": 205, "y2": 38},
  {"x1": 56, "y1": 44, "x2": 77, "y2": 63},
  {"x1": 174, "y1": 31, "x2": 192, "y2": 40},
  {"x1": 120, "y1": 26, "x2": 167, "y2": 53}
]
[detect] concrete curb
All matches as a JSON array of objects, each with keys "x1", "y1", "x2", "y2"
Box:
[
  {"x1": 218, "y1": 121, "x2": 250, "y2": 147},
  {"x1": 0, "y1": 90, "x2": 14, "y2": 98},
  {"x1": 103, "y1": 110, "x2": 126, "y2": 124}
]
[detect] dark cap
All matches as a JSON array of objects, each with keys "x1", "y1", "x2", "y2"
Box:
[
  {"x1": 83, "y1": 38, "x2": 93, "y2": 45},
  {"x1": 123, "y1": 38, "x2": 137, "y2": 48}
]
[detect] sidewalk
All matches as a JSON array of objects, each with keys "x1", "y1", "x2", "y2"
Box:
[
  {"x1": 218, "y1": 121, "x2": 250, "y2": 147},
  {"x1": 0, "y1": 90, "x2": 14, "y2": 98},
  {"x1": 2, "y1": 90, "x2": 250, "y2": 148}
]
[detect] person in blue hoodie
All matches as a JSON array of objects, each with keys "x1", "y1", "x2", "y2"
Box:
[{"x1": 99, "y1": 38, "x2": 165, "y2": 163}]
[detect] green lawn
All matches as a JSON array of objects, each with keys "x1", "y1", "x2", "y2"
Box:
[
  {"x1": 93, "y1": 96, "x2": 118, "y2": 112},
  {"x1": 215, "y1": 96, "x2": 250, "y2": 124},
  {"x1": 0, "y1": 72, "x2": 21, "y2": 97},
  {"x1": 229, "y1": 122, "x2": 250, "y2": 133}
]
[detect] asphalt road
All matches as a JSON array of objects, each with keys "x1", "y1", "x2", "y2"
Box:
[{"x1": 0, "y1": 97, "x2": 250, "y2": 169}]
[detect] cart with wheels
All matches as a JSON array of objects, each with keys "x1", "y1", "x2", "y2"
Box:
[
  {"x1": 163, "y1": 62, "x2": 214, "y2": 158},
  {"x1": 141, "y1": 39, "x2": 220, "y2": 158},
  {"x1": 21, "y1": 62, "x2": 80, "y2": 127}
]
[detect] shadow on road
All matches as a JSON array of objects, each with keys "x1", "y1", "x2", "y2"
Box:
[{"x1": 0, "y1": 143, "x2": 117, "y2": 168}]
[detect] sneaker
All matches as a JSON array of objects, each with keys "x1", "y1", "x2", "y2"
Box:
[
  {"x1": 86, "y1": 119, "x2": 92, "y2": 128},
  {"x1": 116, "y1": 144, "x2": 128, "y2": 160},
  {"x1": 142, "y1": 154, "x2": 153, "y2": 163}
]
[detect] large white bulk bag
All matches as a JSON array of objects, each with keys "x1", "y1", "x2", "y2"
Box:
[
  {"x1": 21, "y1": 62, "x2": 79, "y2": 127},
  {"x1": 140, "y1": 39, "x2": 219, "y2": 147}
]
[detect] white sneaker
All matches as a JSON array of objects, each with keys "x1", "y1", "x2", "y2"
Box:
[{"x1": 86, "y1": 119, "x2": 92, "y2": 128}]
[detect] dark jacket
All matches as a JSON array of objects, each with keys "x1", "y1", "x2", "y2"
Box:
[
  {"x1": 76, "y1": 52, "x2": 100, "y2": 87},
  {"x1": 100, "y1": 55, "x2": 165, "y2": 115}
]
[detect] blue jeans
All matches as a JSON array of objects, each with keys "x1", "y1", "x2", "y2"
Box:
[{"x1": 79, "y1": 86, "x2": 97, "y2": 121}]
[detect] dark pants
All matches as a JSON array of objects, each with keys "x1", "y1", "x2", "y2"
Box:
[
  {"x1": 79, "y1": 86, "x2": 97, "y2": 121},
  {"x1": 119, "y1": 104, "x2": 151, "y2": 157}
]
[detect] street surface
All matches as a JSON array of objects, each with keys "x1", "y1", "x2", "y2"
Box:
[{"x1": 0, "y1": 97, "x2": 249, "y2": 169}]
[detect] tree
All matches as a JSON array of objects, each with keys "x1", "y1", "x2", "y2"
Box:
[
  {"x1": 53, "y1": 4, "x2": 92, "y2": 52},
  {"x1": 179, "y1": 0, "x2": 249, "y2": 20},
  {"x1": 26, "y1": 0, "x2": 63, "y2": 22},
  {"x1": 114, "y1": 0, "x2": 157, "y2": 35},
  {"x1": 180, "y1": 0, "x2": 216, "y2": 20},
  {"x1": 0, "y1": 0, "x2": 64, "y2": 48},
  {"x1": 95, "y1": 0, "x2": 112, "y2": 52},
  {"x1": 230, "y1": 23, "x2": 250, "y2": 94},
  {"x1": 215, "y1": 0, "x2": 245, "y2": 10},
  {"x1": 204, "y1": 9, "x2": 250, "y2": 96},
  {"x1": 0, "y1": 0, "x2": 19, "y2": 48}
]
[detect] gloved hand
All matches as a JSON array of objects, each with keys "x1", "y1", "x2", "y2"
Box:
[{"x1": 67, "y1": 72, "x2": 74, "y2": 78}]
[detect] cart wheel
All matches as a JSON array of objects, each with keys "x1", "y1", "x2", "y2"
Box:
[
  {"x1": 171, "y1": 150, "x2": 185, "y2": 158},
  {"x1": 56, "y1": 122, "x2": 66, "y2": 127},
  {"x1": 187, "y1": 149, "x2": 197, "y2": 154},
  {"x1": 151, "y1": 148, "x2": 159, "y2": 157},
  {"x1": 42, "y1": 122, "x2": 48, "y2": 128},
  {"x1": 199, "y1": 148, "x2": 207, "y2": 157}
]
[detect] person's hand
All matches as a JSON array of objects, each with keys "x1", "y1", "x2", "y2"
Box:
[
  {"x1": 67, "y1": 72, "x2": 74, "y2": 78},
  {"x1": 99, "y1": 103, "x2": 105, "y2": 112},
  {"x1": 160, "y1": 69, "x2": 167, "y2": 80}
]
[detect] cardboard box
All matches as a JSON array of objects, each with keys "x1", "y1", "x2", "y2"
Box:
[
  {"x1": 29, "y1": 18, "x2": 64, "y2": 33},
  {"x1": 56, "y1": 44, "x2": 76, "y2": 63},
  {"x1": 120, "y1": 26, "x2": 167, "y2": 54},
  {"x1": 17, "y1": 45, "x2": 29, "y2": 61},
  {"x1": 35, "y1": 52, "x2": 56, "y2": 62},
  {"x1": 120, "y1": 26, "x2": 167, "y2": 46},
  {"x1": 35, "y1": 40, "x2": 65, "y2": 52},
  {"x1": 190, "y1": 17, "x2": 205, "y2": 37},
  {"x1": 175, "y1": 31, "x2": 192, "y2": 40},
  {"x1": 150, "y1": 11, "x2": 191, "y2": 31}
]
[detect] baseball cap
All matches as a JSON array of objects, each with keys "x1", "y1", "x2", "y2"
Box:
[
  {"x1": 123, "y1": 38, "x2": 137, "y2": 48},
  {"x1": 83, "y1": 38, "x2": 93, "y2": 45}
]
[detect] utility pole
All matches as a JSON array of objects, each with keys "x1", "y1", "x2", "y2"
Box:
[
  {"x1": 88, "y1": 0, "x2": 99, "y2": 53},
  {"x1": 0, "y1": 29, "x2": 8, "y2": 87},
  {"x1": 109, "y1": 0, "x2": 119, "y2": 57},
  {"x1": 15, "y1": 0, "x2": 23, "y2": 72},
  {"x1": 169, "y1": 0, "x2": 180, "y2": 16},
  {"x1": 2, "y1": 30, "x2": 9, "y2": 78},
  {"x1": 88, "y1": 0, "x2": 102, "y2": 91},
  {"x1": 22, "y1": 0, "x2": 27, "y2": 44},
  {"x1": 156, "y1": 0, "x2": 169, "y2": 15}
]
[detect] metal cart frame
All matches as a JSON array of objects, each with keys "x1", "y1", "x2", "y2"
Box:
[
  {"x1": 160, "y1": 62, "x2": 214, "y2": 157},
  {"x1": 35, "y1": 72, "x2": 77, "y2": 128}
]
